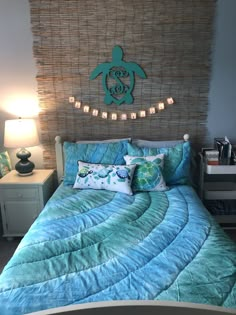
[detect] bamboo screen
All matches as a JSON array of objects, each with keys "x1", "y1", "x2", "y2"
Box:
[{"x1": 29, "y1": 0, "x2": 216, "y2": 169}]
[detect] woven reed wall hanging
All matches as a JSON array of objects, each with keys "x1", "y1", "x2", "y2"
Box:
[{"x1": 29, "y1": 0, "x2": 216, "y2": 169}]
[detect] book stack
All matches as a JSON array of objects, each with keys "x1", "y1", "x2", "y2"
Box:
[
  {"x1": 214, "y1": 137, "x2": 232, "y2": 165},
  {"x1": 205, "y1": 150, "x2": 219, "y2": 165}
]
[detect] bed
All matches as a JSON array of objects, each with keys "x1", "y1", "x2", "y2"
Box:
[{"x1": 0, "y1": 135, "x2": 235, "y2": 315}]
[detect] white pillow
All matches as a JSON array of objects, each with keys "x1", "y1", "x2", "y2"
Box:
[
  {"x1": 76, "y1": 138, "x2": 131, "y2": 143},
  {"x1": 132, "y1": 139, "x2": 183, "y2": 148},
  {"x1": 73, "y1": 161, "x2": 136, "y2": 195},
  {"x1": 124, "y1": 154, "x2": 168, "y2": 192}
]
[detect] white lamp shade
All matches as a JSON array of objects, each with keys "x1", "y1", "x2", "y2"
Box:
[{"x1": 4, "y1": 119, "x2": 40, "y2": 148}]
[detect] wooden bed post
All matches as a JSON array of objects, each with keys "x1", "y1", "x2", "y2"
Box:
[
  {"x1": 183, "y1": 134, "x2": 190, "y2": 142},
  {"x1": 55, "y1": 136, "x2": 64, "y2": 184}
]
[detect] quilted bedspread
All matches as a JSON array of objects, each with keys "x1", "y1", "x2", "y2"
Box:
[{"x1": 0, "y1": 184, "x2": 235, "y2": 314}]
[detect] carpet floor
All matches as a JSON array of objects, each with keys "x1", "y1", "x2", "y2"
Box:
[{"x1": 0, "y1": 237, "x2": 22, "y2": 274}]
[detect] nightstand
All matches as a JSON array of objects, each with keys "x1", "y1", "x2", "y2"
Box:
[
  {"x1": 199, "y1": 153, "x2": 236, "y2": 228},
  {"x1": 0, "y1": 169, "x2": 55, "y2": 239}
]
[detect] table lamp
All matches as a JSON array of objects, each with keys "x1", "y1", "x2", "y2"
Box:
[{"x1": 4, "y1": 118, "x2": 40, "y2": 176}]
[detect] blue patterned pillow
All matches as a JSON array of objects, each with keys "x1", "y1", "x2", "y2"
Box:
[
  {"x1": 73, "y1": 161, "x2": 136, "y2": 195},
  {"x1": 124, "y1": 154, "x2": 168, "y2": 192},
  {"x1": 63, "y1": 140, "x2": 129, "y2": 185},
  {"x1": 127, "y1": 141, "x2": 191, "y2": 185}
]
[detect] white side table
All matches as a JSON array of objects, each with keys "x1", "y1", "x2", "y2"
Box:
[
  {"x1": 199, "y1": 153, "x2": 236, "y2": 228},
  {"x1": 0, "y1": 169, "x2": 55, "y2": 239}
]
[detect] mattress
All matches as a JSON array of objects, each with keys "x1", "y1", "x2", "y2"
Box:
[{"x1": 0, "y1": 184, "x2": 235, "y2": 314}]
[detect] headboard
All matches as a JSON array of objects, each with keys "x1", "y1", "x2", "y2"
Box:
[{"x1": 55, "y1": 134, "x2": 190, "y2": 184}]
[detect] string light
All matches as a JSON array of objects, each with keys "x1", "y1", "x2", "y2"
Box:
[
  {"x1": 101, "y1": 112, "x2": 108, "y2": 119},
  {"x1": 139, "y1": 110, "x2": 146, "y2": 118},
  {"x1": 92, "y1": 109, "x2": 99, "y2": 116},
  {"x1": 120, "y1": 113, "x2": 127, "y2": 120},
  {"x1": 111, "y1": 113, "x2": 117, "y2": 120},
  {"x1": 69, "y1": 96, "x2": 75, "y2": 103},
  {"x1": 157, "y1": 102, "x2": 165, "y2": 110},
  {"x1": 167, "y1": 97, "x2": 174, "y2": 105},
  {"x1": 149, "y1": 107, "x2": 156, "y2": 114},
  {"x1": 83, "y1": 105, "x2": 90, "y2": 113},
  {"x1": 75, "y1": 101, "x2": 81, "y2": 108},
  {"x1": 69, "y1": 97, "x2": 175, "y2": 121}
]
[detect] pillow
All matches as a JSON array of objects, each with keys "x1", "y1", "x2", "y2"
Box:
[
  {"x1": 0, "y1": 151, "x2": 12, "y2": 178},
  {"x1": 63, "y1": 140, "x2": 129, "y2": 185},
  {"x1": 132, "y1": 139, "x2": 183, "y2": 148},
  {"x1": 127, "y1": 141, "x2": 191, "y2": 185},
  {"x1": 76, "y1": 138, "x2": 131, "y2": 143},
  {"x1": 124, "y1": 154, "x2": 168, "y2": 192},
  {"x1": 73, "y1": 161, "x2": 136, "y2": 195}
]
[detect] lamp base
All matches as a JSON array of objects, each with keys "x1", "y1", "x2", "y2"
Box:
[
  {"x1": 15, "y1": 148, "x2": 35, "y2": 176},
  {"x1": 17, "y1": 171, "x2": 33, "y2": 177}
]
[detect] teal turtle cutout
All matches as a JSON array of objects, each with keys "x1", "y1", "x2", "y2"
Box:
[{"x1": 89, "y1": 46, "x2": 147, "y2": 105}]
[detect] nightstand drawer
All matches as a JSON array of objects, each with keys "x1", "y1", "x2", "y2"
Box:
[{"x1": 1, "y1": 188, "x2": 38, "y2": 200}]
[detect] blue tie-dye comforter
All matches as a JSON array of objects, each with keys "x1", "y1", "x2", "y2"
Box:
[{"x1": 0, "y1": 184, "x2": 235, "y2": 314}]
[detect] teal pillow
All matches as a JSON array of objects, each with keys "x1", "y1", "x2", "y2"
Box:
[
  {"x1": 127, "y1": 141, "x2": 191, "y2": 185},
  {"x1": 0, "y1": 151, "x2": 12, "y2": 178},
  {"x1": 124, "y1": 154, "x2": 168, "y2": 192},
  {"x1": 63, "y1": 140, "x2": 129, "y2": 185}
]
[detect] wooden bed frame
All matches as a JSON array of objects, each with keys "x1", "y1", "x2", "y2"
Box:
[{"x1": 28, "y1": 300, "x2": 236, "y2": 315}]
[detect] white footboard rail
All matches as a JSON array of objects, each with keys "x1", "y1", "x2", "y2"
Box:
[{"x1": 27, "y1": 300, "x2": 236, "y2": 315}]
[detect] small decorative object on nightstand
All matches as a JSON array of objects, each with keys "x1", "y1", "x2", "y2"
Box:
[
  {"x1": 0, "y1": 169, "x2": 55, "y2": 240},
  {"x1": 199, "y1": 152, "x2": 236, "y2": 229}
]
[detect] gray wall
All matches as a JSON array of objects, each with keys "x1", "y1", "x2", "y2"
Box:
[
  {"x1": 208, "y1": 0, "x2": 236, "y2": 144},
  {"x1": 0, "y1": 0, "x2": 235, "y2": 167},
  {"x1": 0, "y1": 0, "x2": 43, "y2": 167}
]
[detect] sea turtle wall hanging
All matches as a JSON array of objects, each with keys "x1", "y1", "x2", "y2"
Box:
[{"x1": 89, "y1": 46, "x2": 147, "y2": 105}]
